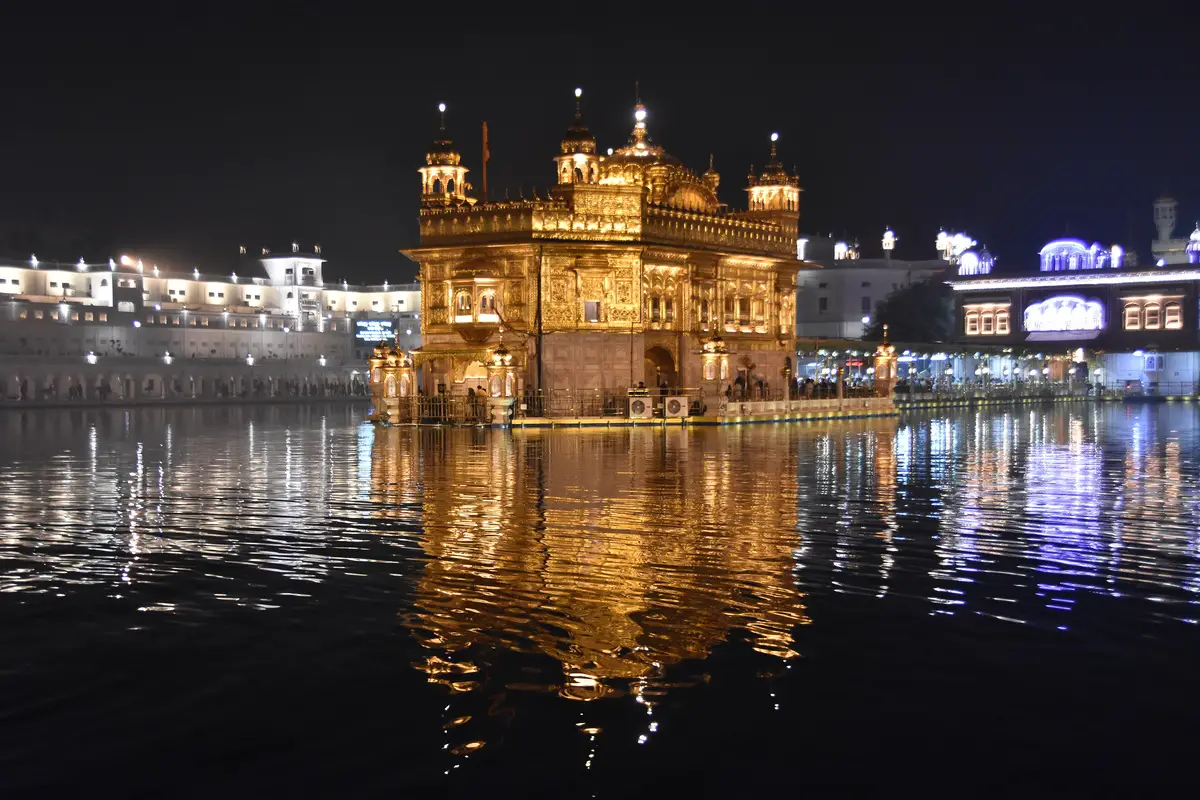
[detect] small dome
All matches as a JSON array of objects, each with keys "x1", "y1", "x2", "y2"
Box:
[
  {"x1": 561, "y1": 122, "x2": 596, "y2": 155},
  {"x1": 426, "y1": 132, "x2": 461, "y2": 166},
  {"x1": 1190, "y1": 224, "x2": 1200, "y2": 242}
]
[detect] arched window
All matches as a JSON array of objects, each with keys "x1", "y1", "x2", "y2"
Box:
[
  {"x1": 700, "y1": 298, "x2": 709, "y2": 324},
  {"x1": 432, "y1": 178, "x2": 443, "y2": 194},
  {"x1": 454, "y1": 291, "x2": 472, "y2": 315},
  {"x1": 100, "y1": 279, "x2": 109, "y2": 287},
  {"x1": 287, "y1": 292, "x2": 294, "y2": 299},
  {"x1": 479, "y1": 292, "x2": 497, "y2": 315},
  {"x1": 574, "y1": 167, "x2": 584, "y2": 182},
  {"x1": 995, "y1": 309, "x2": 1010, "y2": 334},
  {"x1": 1165, "y1": 301, "x2": 1183, "y2": 329},
  {"x1": 650, "y1": 297, "x2": 661, "y2": 322},
  {"x1": 1144, "y1": 303, "x2": 1161, "y2": 330},
  {"x1": 1124, "y1": 304, "x2": 1141, "y2": 330},
  {"x1": 447, "y1": 178, "x2": 455, "y2": 194},
  {"x1": 965, "y1": 311, "x2": 980, "y2": 335}
]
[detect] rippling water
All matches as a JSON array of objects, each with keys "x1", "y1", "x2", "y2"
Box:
[{"x1": 2, "y1": 403, "x2": 1199, "y2": 791}]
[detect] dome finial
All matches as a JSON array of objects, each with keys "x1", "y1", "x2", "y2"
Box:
[
  {"x1": 574, "y1": 86, "x2": 583, "y2": 119},
  {"x1": 437, "y1": 102, "x2": 447, "y2": 130},
  {"x1": 770, "y1": 132, "x2": 779, "y2": 159}
]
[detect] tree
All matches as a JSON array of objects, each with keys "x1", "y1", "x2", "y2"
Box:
[{"x1": 864, "y1": 278, "x2": 955, "y2": 343}]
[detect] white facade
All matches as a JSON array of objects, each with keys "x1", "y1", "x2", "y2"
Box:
[
  {"x1": 1150, "y1": 194, "x2": 1200, "y2": 266},
  {"x1": 795, "y1": 235, "x2": 946, "y2": 339},
  {"x1": 0, "y1": 251, "x2": 421, "y2": 362}
]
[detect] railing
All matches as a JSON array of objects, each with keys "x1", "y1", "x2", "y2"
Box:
[{"x1": 1096, "y1": 381, "x2": 1199, "y2": 397}]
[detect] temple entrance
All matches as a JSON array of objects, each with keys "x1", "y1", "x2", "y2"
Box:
[
  {"x1": 644, "y1": 346, "x2": 677, "y2": 389},
  {"x1": 461, "y1": 360, "x2": 487, "y2": 393}
]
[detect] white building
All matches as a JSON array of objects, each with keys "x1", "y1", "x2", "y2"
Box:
[
  {"x1": 1151, "y1": 194, "x2": 1200, "y2": 266},
  {"x1": 795, "y1": 231, "x2": 948, "y2": 339},
  {"x1": 0, "y1": 245, "x2": 421, "y2": 362}
]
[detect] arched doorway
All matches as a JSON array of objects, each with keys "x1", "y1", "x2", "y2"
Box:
[
  {"x1": 462, "y1": 360, "x2": 487, "y2": 394},
  {"x1": 645, "y1": 346, "x2": 677, "y2": 389}
]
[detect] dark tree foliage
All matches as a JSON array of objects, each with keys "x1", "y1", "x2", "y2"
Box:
[{"x1": 864, "y1": 278, "x2": 955, "y2": 343}]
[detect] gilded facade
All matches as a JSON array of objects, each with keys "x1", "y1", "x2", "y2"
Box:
[{"x1": 404, "y1": 95, "x2": 810, "y2": 395}]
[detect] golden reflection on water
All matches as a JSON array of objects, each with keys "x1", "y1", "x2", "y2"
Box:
[
  {"x1": 4, "y1": 404, "x2": 1200, "y2": 776},
  {"x1": 367, "y1": 424, "x2": 906, "y2": 699}
]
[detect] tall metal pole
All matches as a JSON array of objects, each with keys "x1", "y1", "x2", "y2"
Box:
[{"x1": 481, "y1": 121, "x2": 489, "y2": 203}]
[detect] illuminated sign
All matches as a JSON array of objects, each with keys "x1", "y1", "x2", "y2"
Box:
[
  {"x1": 355, "y1": 319, "x2": 394, "y2": 342},
  {"x1": 1023, "y1": 295, "x2": 1104, "y2": 333}
]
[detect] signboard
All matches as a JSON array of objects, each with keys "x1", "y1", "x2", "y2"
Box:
[
  {"x1": 355, "y1": 319, "x2": 394, "y2": 343},
  {"x1": 1023, "y1": 295, "x2": 1104, "y2": 333}
]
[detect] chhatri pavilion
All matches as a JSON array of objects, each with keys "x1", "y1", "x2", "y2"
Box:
[{"x1": 403, "y1": 91, "x2": 810, "y2": 398}]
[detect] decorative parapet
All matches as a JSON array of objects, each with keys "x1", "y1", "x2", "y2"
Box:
[{"x1": 417, "y1": 195, "x2": 797, "y2": 258}]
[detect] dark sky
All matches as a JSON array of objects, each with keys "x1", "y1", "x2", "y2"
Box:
[{"x1": 3, "y1": 5, "x2": 1197, "y2": 281}]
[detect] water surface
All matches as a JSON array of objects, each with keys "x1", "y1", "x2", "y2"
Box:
[{"x1": 1, "y1": 403, "x2": 1199, "y2": 791}]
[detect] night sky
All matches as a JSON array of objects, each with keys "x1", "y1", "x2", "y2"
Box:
[{"x1": 4, "y1": 6, "x2": 1198, "y2": 282}]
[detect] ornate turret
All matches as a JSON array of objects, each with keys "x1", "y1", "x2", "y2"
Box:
[
  {"x1": 702, "y1": 153, "x2": 720, "y2": 194},
  {"x1": 418, "y1": 103, "x2": 475, "y2": 208},
  {"x1": 555, "y1": 88, "x2": 599, "y2": 185},
  {"x1": 1187, "y1": 223, "x2": 1200, "y2": 264},
  {"x1": 744, "y1": 133, "x2": 801, "y2": 236}
]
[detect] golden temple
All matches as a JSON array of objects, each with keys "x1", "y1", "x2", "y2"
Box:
[{"x1": 403, "y1": 91, "x2": 809, "y2": 399}]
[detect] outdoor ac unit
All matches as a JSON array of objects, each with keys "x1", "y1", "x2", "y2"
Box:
[
  {"x1": 628, "y1": 396, "x2": 653, "y2": 419},
  {"x1": 664, "y1": 395, "x2": 689, "y2": 418}
]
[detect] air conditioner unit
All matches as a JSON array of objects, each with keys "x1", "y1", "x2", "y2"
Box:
[
  {"x1": 664, "y1": 395, "x2": 689, "y2": 418},
  {"x1": 628, "y1": 396, "x2": 653, "y2": 419}
]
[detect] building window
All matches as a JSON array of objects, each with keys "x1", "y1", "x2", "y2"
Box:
[
  {"x1": 71, "y1": 312, "x2": 79, "y2": 321},
  {"x1": 861, "y1": 281, "x2": 871, "y2": 288},
  {"x1": 160, "y1": 315, "x2": 168, "y2": 324},
  {"x1": 1144, "y1": 303, "x2": 1161, "y2": 330},
  {"x1": 454, "y1": 291, "x2": 471, "y2": 314},
  {"x1": 1124, "y1": 304, "x2": 1141, "y2": 330},
  {"x1": 964, "y1": 302, "x2": 1010, "y2": 336},
  {"x1": 699, "y1": 298, "x2": 709, "y2": 324},
  {"x1": 99, "y1": 313, "x2": 107, "y2": 322},
  {"x1": 117, "y1": 301, "x2": 135, "y2": 313},
  {"x1": 664, "y1": 298, "x2": 674, "y2": 323},
  {"x1": 50, "y1": 310, "x2": 58, "y2": 321},
  {"x1": 584, "y1": 301, "x2": 600, "y2": 322},
  {"x1": 479, "y1": 292, "x2": 496, "y2": 313},
  {"x1": 818, "y1": 296, "x2": 828, "y2": 314},
  {"x1": 818, "y1": 282, "x2": 828, "y2": 289},
  {"x1": 18, "y1": 310, "x2": 27, "y2": 319},
  {"x1": 650, "y1": 297, "x2": 661, "y2": 322},
  {"x1": 861, "y1": 296, "x2": 871, "y2": 313},
  {"x1": 1165, "y1": 301, "x2": 1182, "y2": 330},
  {"x1": 84, "y1": 312, "x2": 93, "y2": 321}
]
